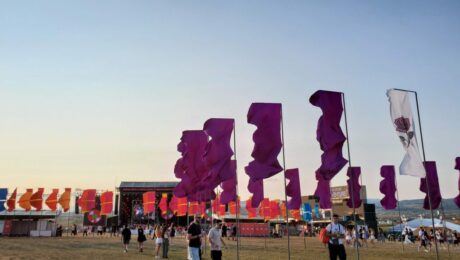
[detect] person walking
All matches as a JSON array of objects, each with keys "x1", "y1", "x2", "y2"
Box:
[
  {"x1": 208, "y1": 220, "x2": 226, "y2": 260},
  {"x1": 162, "y1": 225, "x2": 170, "y2": 258},
  {"x1": 326, "y1": 214, "x2": 347, "y2": 260},
  {"x1": 187, "y1": 215, "x2": 202, "y2": 260},
  {"x1": 137, "y1": 225, "x2": 146, "y2": 253},
  {"x1": 154, "y1": 225, "x2": 163, "y2": 259},
  {"x1": 121, "y1": 225, "x2": 131, "y2": 253}
]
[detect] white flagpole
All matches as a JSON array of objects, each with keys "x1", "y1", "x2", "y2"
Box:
[
  {"x1": 342, "y1": 93, "x2": 360, "y2": 260},
  {"x1": 280, "y1": 106, "x2": 291, "y2": 260},
  {"x1": 233, "y1": 121, "x2": 241, "y2": 260}
]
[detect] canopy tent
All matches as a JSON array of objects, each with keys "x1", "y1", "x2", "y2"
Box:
[{"x1": 390, "y1": 218, "x2": 460, "y2": 233}]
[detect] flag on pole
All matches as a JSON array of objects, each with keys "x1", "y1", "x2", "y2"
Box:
[
  {"x1": 7, "y1": 188, "x2": 17, "y2": 212},
  {"x1": 419, "y1": 161, "x2": 442, "y2": 210},
  {"x1": 19, "y1": 189, "x2": 33, "y2": 211},
  {"x1": 30, "y1": 188, "x2": 44, "y2": 211},
  {"x1": 58, "y1": 188, "x2": 71, "y2": 212},
  {"x1": 246, "y1": 197, "x2": 257, "y2": 219},
  {"x1": 289, "y1": 209, "x2": 301, "y2": 221},
  {"x1": 45, "y1": 189, "x2": 59, "y2": 212},
  {"x1": 78, "y1": 189, "x2": 96, "y2": 213},
  {"x1": 302, "y1": 203, "x2": 312, "y2": 221},
  {"x1": 286, "y1": 168, "x2": 301, "y2": 210},
  {"x1": 220, "y1": 160, "x2": 237, "y2": 204},
  {"x1": 159, "y1": 193, "x2": 168, "y2": 215},
  {"x1": 454, "y1": 157, "x2": 460, "y2": 208},
  {"x1": 309, "y1": 90, "x2": 348, "y2": 209},
  {"x1": 143, "y1": 191, "x2": 156, "y2": 214},
  {"x1": 0, "y1": 188, "x2": 7, "y2": 212},
  {"x1": 259, "y1": 198, "x2": 271, "y2": 221},
  {"x1": 379, "y1": 166, "x2": 397, "y2": 210},
  {"x1": 245, "y1": 103, "x2": 283, "y2": 208},
  {"x1": 100, "y1": 191, "x2": 113, "y2": 215},
  {"x1": 346, "y1": 167, "x2": 362, "y2": 208},
  {"x1": 269, "y1": 200, "x2": 280, "y2": 220},
  {"x1": 176, "y1": 197, "x2": 188, "y2": 216},
  {"x1": 387, "y1": 89, "x2": 426, "y2": 177}
]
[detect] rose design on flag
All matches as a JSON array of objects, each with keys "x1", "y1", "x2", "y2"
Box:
[{"x1": 394, "y1": 117, "x2": 414, "y2": 147}]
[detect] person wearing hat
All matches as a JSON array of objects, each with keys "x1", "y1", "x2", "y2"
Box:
[
  {"x1": 326, "y1": 214, "x2": 347, "y2": 260},
  {"x1": 187, "y1": 214, "x2": 202, "y2": 260}
]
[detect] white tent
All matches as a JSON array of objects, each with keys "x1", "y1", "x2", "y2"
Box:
[{"x1": 390, "y1": 218, "x2": 460, "y2": 233}]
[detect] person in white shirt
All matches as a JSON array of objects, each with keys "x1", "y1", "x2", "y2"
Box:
[
  {"x1": 326, "y1": 214, "x2": 347, "y2": 260},
  {"x1": 208, "y1": 220, "x2": 226, "y2": 260}
]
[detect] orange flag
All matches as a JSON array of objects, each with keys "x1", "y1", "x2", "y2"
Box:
[
  {"x1": 143, "y1": 191, "x2": 156, "y2": 214},
  {"x1": 19, "y1": 189, "x2": 33, "y2": 211},
  {"x1": 58, "y1": 188, "x2": 71, "y2": 212},
  {"x1": 159, "y1": 193, "x2": 168, "y2": 215},
  {"x1": 259, "y1": 198, "x2": 271, "y2": 221},
  {"x1": 290, "y1": 209, "x2": 301, "y2": 221},
  {"x1": 246, "y1": 197, "x2": 257, "y2": 219},
  {"x1": 78, "y1": 189, "x2": 96, "y2": 213},
  {"x1": 176, "y1": 197, "x2": 188, "y2": 216},
  {"x1": 100, "y1": 191, "x2": 113, "y2": 215},
  {"x1": 270, "y1": 200, "x2": 280, "y2": 220},
  {"x1": 188, "y1": 201, "x2": 199, "y2": 215},
  {"x1": 7, "y1": 188, "x2": 17, "y2": 212},
  {"x1": 229, "y1": 197, "x2": 241, "y2": 215},
  {"x1": 280, "y1": 201, "x2": 287, "y2": 219},
  {"x1": 45, "y1": 189, "x2": 59, "y2": 212},
  {"x1": 30, "y1": 188, "x2": 44, "y2": 211}
]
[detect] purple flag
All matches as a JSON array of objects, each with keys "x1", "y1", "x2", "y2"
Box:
[
  {"x1": 314, "y1": 173, "x2": 331, "y2": 209},
  {"x1": 286, "y1": 168, "x2": 302, "y2": 210},
  {"x1": 379, "y1": 165, "x2": 397, "y2": 210},
  {"x1": 203, "y1": 118, "x2": 235, "y2": 186},
  {"x1": 419, "y1": 161, "x2": 442, "y2": 210},
  {"x1": 454, "y1": 157, "x2": 460, "y2": 208},
  {"x1": 172, "y1": 130, "x2": 210, "y2": 200},
  {"x1": 245, "y1": 103, "x2": 283, "y2": 207},
  {"x1": 248, "y1": 178, "x2": 264, "y2": 208},
  {"x1": 309, "y1": 90, "x2": 348, "y2": 208},
  {"x1": 346, "y1": 167, "x2": 362, "y2": 208},
  {"x1": 220, "y1": 161, "x2": 237, "y2": 204}
]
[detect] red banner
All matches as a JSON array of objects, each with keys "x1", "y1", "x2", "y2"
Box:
[
  {"x1": 100, "y1": 191, "x2": 113, "y2": 215},
  {"x1": 143, "y1": 191, "x2": 156, "y2": 214},
  {"x1": 45, "y1": 189, "x2": 59, "y2": 212},
  {"x1": 78, "y1": 189, "x2": 96, "y2": 213},
  {"x1": 30, "y1": 188, "x2": 44, "y2": 211}
]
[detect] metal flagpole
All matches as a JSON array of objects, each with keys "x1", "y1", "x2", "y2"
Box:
[
  {"x1": 393, "y1": 88, "x2": 439, "y2": 260},
  {"x1": 394, "y1": 173, "x2": 405, "y2": 251},
  {"x1": 280, "y1": 106, "x2": 291, "y2": 260},
  {"x1": 342, "y1": 93, "x2": 360, "y2": 260},
  {"x1": 233, "y1": 120, "x2": 241, "y2": 260}
]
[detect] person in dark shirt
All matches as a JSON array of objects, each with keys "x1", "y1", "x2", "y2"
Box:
[
  {"x1": 221, "y1": 223, "x2": 227, "y2": 238},
  {"x1": 121, "y1": 225, "x2": 131, "y2": 253},
  {"x1": 187, "y1": 215, "x2": 202, "y2": 260}
]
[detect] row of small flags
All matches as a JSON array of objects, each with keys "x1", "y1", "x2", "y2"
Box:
[{"x1": 0, "y1": 188, "x2": 320, "y2": 222}]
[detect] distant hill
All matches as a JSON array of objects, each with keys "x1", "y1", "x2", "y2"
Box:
[{"x1": 367, "y1": 198, "x2": 459, "y2": 220}]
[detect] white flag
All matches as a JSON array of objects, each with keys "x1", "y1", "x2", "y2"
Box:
[{"x1": 387, "y1": 89, "x2": 426, "y2": 177}]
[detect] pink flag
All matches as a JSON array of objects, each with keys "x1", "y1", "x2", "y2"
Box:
[
  {"x1": 220, "y1": 160, "x2": 237, "y2": 204},
  {"x1": 248, "y1": 178, "x2": 264, "y2": 208},
  {"x1": 454, "y1": 157, "x2": 460, "y2": 208},
  {"x1": 419, "y1": 161, "x2": 442, "y2": 210},
  {"x1": 346, "y1": 167, "x2": 362, "y2": 208},
  {"x1": 379, "y1": 166, "x2": 397, "y2": 210},
  {"x1": 286, "y1": 168, "x2": 301, "y2": 210},
  {"x1": 245, "y1": 103, "x2": 283, "y2": 207},
  {"x1": 309, "y1": 90, "x2": 348, "y2": 209}
]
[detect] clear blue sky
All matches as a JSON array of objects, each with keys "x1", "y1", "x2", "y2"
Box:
[{"x1": 1, "y1": 1, "x2": 459, "y2": 202}]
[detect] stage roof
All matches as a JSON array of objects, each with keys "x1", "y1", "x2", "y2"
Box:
[{"x1": 119, "y1": 181, "x2": 178, "y2": 189}]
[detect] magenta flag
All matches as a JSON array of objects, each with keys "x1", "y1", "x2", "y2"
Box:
[
  {"x1": 286, "y1": 168, "x2": 301, "y2": 210},
  {"x1": 309, "y1": 90, "x2": 348, "y2": 209},
  {"x1": 419, "y1": 161, "x2": 442, "y2": 210},
  {"x1": 220, "y1": 161, "x2": 237, "y2": 204},
  {"x1": 379, "y1": 165, "x2": 397, "y2": 210},
  {"x1": 172, "y1": 130, "x2": 210, "y2": 200},
  {"x1": 454, "y1": 157, "x2": 460, "y2": 208},
  {"x1": 346, "y1": 167, "x2": 362, "y2": 208},
  {"x1": 203, "y1": 118, "x2": 235, "y2": 189},
  {"x1": 314, "y1": 173, "x2": 332, "y2": 209},
  {"x1": 245, "y1": 103, "x2": 283, "y2": 207},
  {"x1": 248, "y1": 178, "x2": 264, "y2": 208}
]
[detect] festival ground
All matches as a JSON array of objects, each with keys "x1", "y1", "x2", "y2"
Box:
[{"x1": 2, "y1": 236, "x2": 457, "y2": 259}]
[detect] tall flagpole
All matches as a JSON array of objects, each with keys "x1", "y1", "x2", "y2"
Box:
[
  {"x1": 280, "y1": 106, "x2": 291, "y2": 260},
  {"x1": 233, "y1": 121, "x2": 241, "y2": 260},
  {"x1": 394, "y1": 173, "x2": 405, "y2": 251},
  {"x1": 394, "y1": 88, "x2": 439, "y2": 260},
  {"x1": 342, "y1": 93, "x2": 360, "y2": 260}
]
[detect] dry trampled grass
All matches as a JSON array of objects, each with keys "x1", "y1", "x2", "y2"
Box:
[{"x1": 1, "y1": 235, "x2": 458, "y2": 259}]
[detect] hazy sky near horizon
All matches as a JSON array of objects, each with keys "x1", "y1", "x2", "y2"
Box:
[{"x1": 1, "y1": 1, "x2": 459, "y2": 202}]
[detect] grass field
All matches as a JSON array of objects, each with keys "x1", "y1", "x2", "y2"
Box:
[{"x1": 1, "y1": 235, "x2": 458, "y2": 259}]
